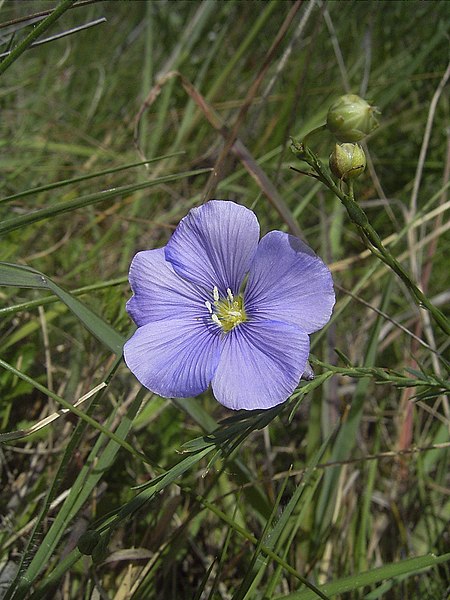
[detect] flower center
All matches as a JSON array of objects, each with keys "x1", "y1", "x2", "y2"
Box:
[{"x1": 205, "y1": 286, "x2": 247, "y2": 332}]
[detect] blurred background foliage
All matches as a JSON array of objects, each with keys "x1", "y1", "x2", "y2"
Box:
[{"x1": 0, "y1": 1, "x2": 449, "y2": 598}]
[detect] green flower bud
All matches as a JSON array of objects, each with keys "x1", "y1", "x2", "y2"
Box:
[
  {"x1": 77, "y1": 530, "x2": 101, "y2": 555},
  {"x1": 329, "y1": 143, "x2": 366, "y2": 181},
  {"x1": 327, "y1": 94, "x2": 379, "y2": 142}
]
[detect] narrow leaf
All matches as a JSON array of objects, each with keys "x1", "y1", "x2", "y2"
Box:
[
  {"x1": 0, "y1": 168, "x2": 211, "y2": 236},
  {"x1": 0, "y1": 262, "x2": 124, "y2": 354},
  {"x1": 276, "y1": 553, "x2": 450, "y2": 600}
]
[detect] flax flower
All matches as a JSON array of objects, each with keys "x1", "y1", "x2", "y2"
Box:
[{"x1": 124, "y1": 201, "x2": 334, "y2": 410}]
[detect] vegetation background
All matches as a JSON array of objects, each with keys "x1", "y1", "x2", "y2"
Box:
[{"x1": 0, "y1": 1, "x2": 449, "y2": 598}]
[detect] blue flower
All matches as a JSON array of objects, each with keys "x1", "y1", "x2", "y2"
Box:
[{"x1": 124, "y1": 201, "x2": 335, "y2": 410}]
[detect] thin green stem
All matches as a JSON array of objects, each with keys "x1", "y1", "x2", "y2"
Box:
[
  {"x1": 0, "y1": 0, "x2": 76, "y2": 76},
  {"x1": 0, "y1": 357, "x2": 158, "y2": 468},
  {"x1": 291, "y1": 140, "x2": 450, "y2": 336},
  {"x1": 309, "y1": 357, "x2": 449, "y2": 391},
  {"x1": 348, "y1": 179, "x2": 355, "y2": 202},
  {"x1": 0, "y1": 276, "x2": 128, "y2": 316}
]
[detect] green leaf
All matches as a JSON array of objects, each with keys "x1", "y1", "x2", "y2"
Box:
[
  {"x1": 0, "y1": 0, "x2": 76, "y2": 77},
  {"x1": 0, "y1": 153, "x2": 184, "y2": 205},
  {"x1": 275, "y1": 553, "x2": 450, "y2": 599},
  {"x1": 8, "y1": 384, "x2": 148, "y2": 600},
  {"x1": 0, "y1": 168, "x2": 211, "y2": 236},
  {"x1": 0, "y1": 262, "x2": 124, "y2": 354},
  {"x1": 0, "y1": 357, "x2": 151, "y2": 465}
]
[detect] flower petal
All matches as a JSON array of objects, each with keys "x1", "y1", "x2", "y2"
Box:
[
  {"x1": 126, "y1": 248, "x2": 206, "y2": 327},
  {"x1": 211, "y1": 319, "x2": 309, "y2": 410},
  {"x1": 165, "y1": 200, "x2": 260, "y2": 295},
  {"x1": 244, "y1": 231, "x2": 335, "y2": 333},
  {"x1": 124, "y1": 318, "x2": 223, "y2": 398}
]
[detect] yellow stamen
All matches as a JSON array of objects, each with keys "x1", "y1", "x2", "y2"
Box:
[{"x1": 209, "y1": 288, "x2": 247, "y2": 332}]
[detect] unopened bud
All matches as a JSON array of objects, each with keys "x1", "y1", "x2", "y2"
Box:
[
  {"x1": 329, "y1": 143, "x2": 366, "y2": 181},
  {"x1": 327, "y1": 94, "x2": 379, "y2": 142},
  {"x1": 77, "y1": 530, "x2": 101, "y2": 555}
]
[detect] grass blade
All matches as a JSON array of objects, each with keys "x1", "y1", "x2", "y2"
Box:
[
  {"x1": 0, "y1": 262, "x2": 124, "y2": 354},
  {"x1": 276, "y1": 553, "x2": 450, "y2": 600},
  {"x1": 0, "y1": 168, "x2": 210, "y2": 236}
]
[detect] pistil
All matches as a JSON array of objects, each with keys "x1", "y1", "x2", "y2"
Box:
[{"x1": 206, "y1": 286, "x2": 247, "y2": 332}]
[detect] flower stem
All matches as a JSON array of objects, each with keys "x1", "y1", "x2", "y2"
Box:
[{"x1": 291, "y1": 140, "x2": 450, "y2": 336}]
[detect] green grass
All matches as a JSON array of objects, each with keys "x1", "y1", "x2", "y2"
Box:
[{"x1": 0, "y1": 1, "x2": 449, "y2": 599}]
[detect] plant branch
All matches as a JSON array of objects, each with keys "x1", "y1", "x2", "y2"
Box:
[{"x1": 291, "y1": 140, "x2": 450, "y2": 336}]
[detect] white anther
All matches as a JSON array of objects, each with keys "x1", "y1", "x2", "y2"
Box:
[
  {"x1": 226, "y1": 288, "x2": 234, "y2": 302},
  {"x1": 213, "y1": 286, "x2": 219, "y2": 303},
  {"x1": 211, "y1": 314, "x2": 221, "y2": 327},
  {"x1": 205, "y1": 300, "x2": 213, "y2": 314}
]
